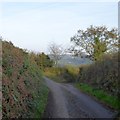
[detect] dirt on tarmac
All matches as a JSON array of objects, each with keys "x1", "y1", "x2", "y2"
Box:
[{"x1": 43, "y1": 77, "x2": 117, "y2": 119}]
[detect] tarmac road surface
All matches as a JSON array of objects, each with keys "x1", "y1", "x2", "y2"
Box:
[{"x1": 43, "y1": 77, "x2": 117, "y2": 119}]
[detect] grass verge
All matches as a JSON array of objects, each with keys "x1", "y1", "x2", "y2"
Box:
[
  {"x1": 75, "y1": 83, "x2": 120, "y2": 111},
  {"x1": 34, "y1": 84, "x2": 49, "y2": 118}
]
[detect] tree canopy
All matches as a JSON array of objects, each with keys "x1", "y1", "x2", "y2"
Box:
[{"x1": 70, "y1": 25, "x2": 118, "y2": 61}]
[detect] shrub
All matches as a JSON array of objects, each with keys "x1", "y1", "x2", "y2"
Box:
[{"x1": 78, "y1": 53, "x2": 119, "y2": 96}]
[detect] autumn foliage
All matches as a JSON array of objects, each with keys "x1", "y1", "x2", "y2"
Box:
[{"x1": 2, "y1": 41, "x2": 48, "y2": 118}]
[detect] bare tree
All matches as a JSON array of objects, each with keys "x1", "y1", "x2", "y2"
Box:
[{"x1": 48, "y1": 42, "x2": 65, "y2": 66}]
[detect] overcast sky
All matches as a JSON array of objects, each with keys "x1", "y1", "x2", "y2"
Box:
[{"x1": 0, "y1": 1, "x2": 118, "y2": 53}]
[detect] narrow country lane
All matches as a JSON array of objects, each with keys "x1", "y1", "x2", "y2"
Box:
[{"x1": 43, "y1": 77, "x2": 116, "y2": 119}]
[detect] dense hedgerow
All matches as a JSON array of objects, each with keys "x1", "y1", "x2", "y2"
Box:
[
  {"x1": 2, "y1": 41, "x2": 48, "y2": 118},
  {"x1": 78, "y1": 53, "x2": 119, "y2": 96}
]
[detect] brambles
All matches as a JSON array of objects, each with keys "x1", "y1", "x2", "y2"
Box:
[{"x1": 2, "y1": 41, "x2": 49, "y2": 118}]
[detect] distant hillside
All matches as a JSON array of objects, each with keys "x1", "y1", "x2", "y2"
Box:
[
  {"x1": 49, "y1": 54, "x2": 92, "y2": 66},
  {"x1": 58, "y1": 55, "x2": 92, "y2": 66}
]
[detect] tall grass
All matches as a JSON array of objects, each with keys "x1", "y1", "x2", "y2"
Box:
[{"x1": 44, "y1": 65, "x2": 79, "y2": 83}]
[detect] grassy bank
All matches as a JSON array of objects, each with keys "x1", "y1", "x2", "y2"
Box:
[
  {"x1": 2, "y1": 40, "x2": 49, "y2": 118},
  {"x1": 75, "y1": 83, "x2": 120, "y2": 111}
]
